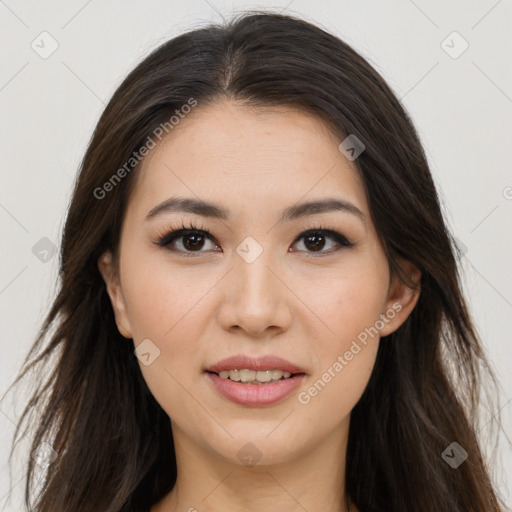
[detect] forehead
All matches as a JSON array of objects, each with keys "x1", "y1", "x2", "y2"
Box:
[{"x1": 127, "y1": 99, "x2": 369, "y2": 225}]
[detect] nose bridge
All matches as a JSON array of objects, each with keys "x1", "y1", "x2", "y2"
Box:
[
  {"x1": 235, "y1": 234, "x2": 280, "y2": 303},
  {"x1": 219, "y1": 234, "x2": 291, "y2": 335}
]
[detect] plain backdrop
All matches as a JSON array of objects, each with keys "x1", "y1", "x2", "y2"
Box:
[{"x1": 1, "y1": 0, "x2": 511, "y2": 510}]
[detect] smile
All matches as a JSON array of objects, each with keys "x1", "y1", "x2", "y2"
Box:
[
  {"x1": 217, "y1": 369, "x2": 294, "y2": 384},
  {"x1": 204, "y1": 354, "x2": 307, "y2": 406}
]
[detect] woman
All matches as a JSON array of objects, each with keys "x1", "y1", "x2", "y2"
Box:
[{"x1": 5, "y1": 10, "x2": 505, "y2": 512}]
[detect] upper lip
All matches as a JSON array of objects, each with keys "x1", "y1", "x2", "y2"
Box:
[{"x1": 205, "y1": 355, "x2": 306, "y2": 375}]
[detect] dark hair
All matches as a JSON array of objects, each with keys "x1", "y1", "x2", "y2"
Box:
[{"x1": 4, "y1": 10, "x2": 505, "y2": 512}]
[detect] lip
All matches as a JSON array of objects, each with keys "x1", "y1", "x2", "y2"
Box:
[
  {"x1": 206, "y1": 372, "x2": 306, "y2": 406},
  {"x1": 205, "y1": 354, "x2": 306, "y2": 374},
  {"x1": 204, "y1": 354, "x2": 307, "y2": 407}
]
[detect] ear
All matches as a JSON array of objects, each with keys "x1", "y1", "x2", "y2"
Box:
[
  {"x1": 97, "y1": 251, "x2": 133, "y2": 339},
  {"x1": 379, "y1": 258, "x2": 421, "y2": 338}
]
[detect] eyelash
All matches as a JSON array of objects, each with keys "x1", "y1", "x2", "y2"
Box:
[{"x1": 154, "y1": 221, "x2": 356, "y2": 258}]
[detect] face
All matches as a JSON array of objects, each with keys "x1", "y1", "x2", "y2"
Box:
[{"x1": 99, "y1": 99, "x2": 420, "y2": 467}]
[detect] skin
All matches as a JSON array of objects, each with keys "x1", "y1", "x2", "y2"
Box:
[{"x1": 98, "y1": 99, "x2": 421, "y2": 512}]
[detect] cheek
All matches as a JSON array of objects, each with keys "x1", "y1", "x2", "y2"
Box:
[
  {"x1": 119, "y1": 251, "x2": 219, "y2": 409},
  {"x1": 121, "y1": 247, "x2": 215, "y2": 340},
  {"x1": 294, "y1": 291, "x2": 382, "y2": 429},
  {"x1": 301, "y1": 260, "x2": 388, "y2": 350},
  {"x1": 294, "y1": 262, "x2": 386, "y2": 410}
]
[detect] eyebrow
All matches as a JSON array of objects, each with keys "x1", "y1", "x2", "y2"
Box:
[{"x1": 145, "y1": 196, "x2": 365, "y2": 224}]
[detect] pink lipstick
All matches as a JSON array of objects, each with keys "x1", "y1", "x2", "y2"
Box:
[{"x1": 205, "y1": 354, "x2": 306, "y2": 407}]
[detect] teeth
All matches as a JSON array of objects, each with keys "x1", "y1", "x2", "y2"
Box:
[
  {"x1": 240, "y1": 369, "x2": 256, "y2": 382},
  {"x1": 229, "y1": 369, "x2": 241, "y2": 381},
  {"x1": 256, "y1": 370, "x2": 273, "y2": 382},
  {"x1": 217, "y1": 369, "x2": 294, "y2": 383}
]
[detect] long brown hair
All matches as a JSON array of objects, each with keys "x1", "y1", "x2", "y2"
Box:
[{"x1": 4, "y1": 10, "x2": 506, "y2": 512}]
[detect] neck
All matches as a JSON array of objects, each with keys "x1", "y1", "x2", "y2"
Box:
[{"x1": 154, "y1": 417, "x2": 352, "y2": 512}]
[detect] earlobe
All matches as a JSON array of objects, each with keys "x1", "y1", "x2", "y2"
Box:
[
  {"x1": 97, "y1": 251, "x2": 133, "y2": 339},
  {"x1": 379, "y1": 260, "x2": 421, "y2": 338}
]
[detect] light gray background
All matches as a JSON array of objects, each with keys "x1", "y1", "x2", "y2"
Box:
[{"x1": 1, "y1": 1, "x2": 511, "y2": 510}]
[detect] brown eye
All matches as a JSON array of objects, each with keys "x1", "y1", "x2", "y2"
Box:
[
  {"x1": 291, "y1": 229, "x2": 354, "y2": 255},
  {"x1": 302, "y1": 231, "x2": 329, "y2": 252},
  {"x1": 159, "y1": 229, "x2": 219, "y2": 254},
  {"x1": 180, "y1": 232, "x2": 207, "y2": 251},
  {"x1": 156, "y1": 225, "x2": 217, "y2": 256},
  {"x1": 157, "y1": 224, "x2": 354, "y2": 257}
]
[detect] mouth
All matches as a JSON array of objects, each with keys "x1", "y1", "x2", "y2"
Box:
[
  {"x1": 204, "y1": 354, "x2": 307, "y2": 406},
  {"x1": 206, "y1": 368, "x2": 305, "y2": 385}
]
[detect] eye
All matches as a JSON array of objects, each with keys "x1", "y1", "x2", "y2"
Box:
[
  {"x1": 154, "y1": 222, "x2": 355, "y2": 257},
  {"x1": 290, "y1": 227, "x2": 355, "y2": 256},
  {"x1": 155, "y1": 222, "x2": 219, "y2": 256}
]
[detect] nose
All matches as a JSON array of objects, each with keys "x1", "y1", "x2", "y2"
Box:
[{"x1": 217, "y1": 244, "x2": 293, "y2": 339}]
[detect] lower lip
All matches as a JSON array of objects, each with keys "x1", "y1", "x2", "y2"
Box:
[{"x1": 206, "y1": 372, "x2": 305, "y2": 407}]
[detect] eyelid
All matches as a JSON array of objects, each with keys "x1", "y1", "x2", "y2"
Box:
[
  {"x1": 292, "y1": 225, "x2": 354, "y2": 245},
  {"x1": 153, "y1": 221, "x2": 211, "y2": 248},
  {"x1": 153, "y1": 220, "x2": 356, "y2": 256}
]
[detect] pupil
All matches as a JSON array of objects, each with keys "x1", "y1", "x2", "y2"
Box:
[
  {"x1": 305, "y1": 232, "x2": 325, "y2": 251},
  {"x1": 184, "y1": 233, "x2": 204, "y2": 251}
]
